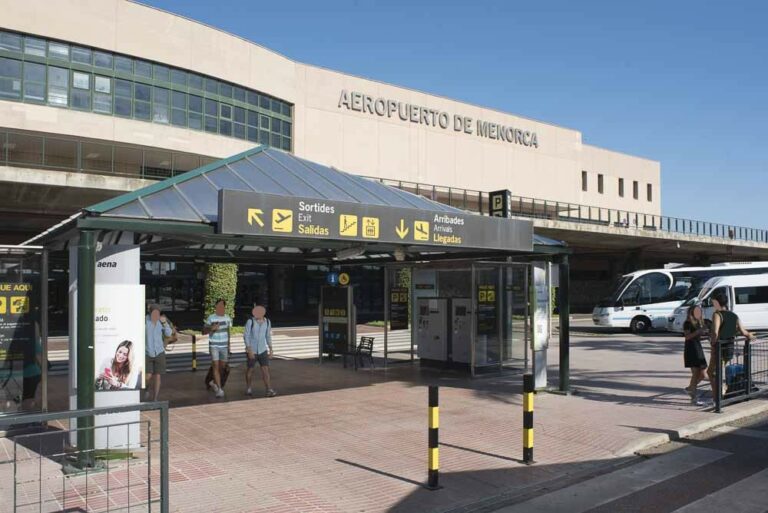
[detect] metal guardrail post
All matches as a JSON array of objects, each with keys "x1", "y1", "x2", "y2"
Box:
[
  {"x1": 714, "y1": 343, "x2": 723, "y2": 413},
  {"x1": 745, "y1": 338, "x2": 752, "y2": 396},
  {"x1": 192, "y1": 334, "x2": 197, "y2": 371}
]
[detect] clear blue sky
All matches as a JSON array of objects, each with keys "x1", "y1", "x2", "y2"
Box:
[{"x1": 145, "y1": 0, "x2": 767, "y2": 228}]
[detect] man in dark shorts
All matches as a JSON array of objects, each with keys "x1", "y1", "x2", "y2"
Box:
[{"x1": 243, "y1": 305, "x2": 276, "y2": 397}]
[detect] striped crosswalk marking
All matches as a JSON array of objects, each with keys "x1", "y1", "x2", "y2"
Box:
[
  {"x1": 671, "y1": 468, "x2": 768, "y2": 513},
  {"x1": 495, "y1": 446, "x2": 730, "y2": 513}
]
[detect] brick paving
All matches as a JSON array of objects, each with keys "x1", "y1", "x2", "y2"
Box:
[{"x1": 2, "y1": 326, "x2": 767, "y2": 512}]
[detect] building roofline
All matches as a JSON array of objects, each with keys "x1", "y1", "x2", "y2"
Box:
[
  {"x1": 128, "y1": 1, "x2": 582, "y2": 135},
  {"x1": 581, "y1": 142, "x2": 660, "y2": 165}
]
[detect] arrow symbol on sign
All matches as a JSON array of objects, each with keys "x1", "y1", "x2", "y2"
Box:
[
  {"x1": 248, "y1": 208, "x2": 264, "y2": 227},
  {"x1": 396, "y1": 219, "x2": 409, "y2": 239}
]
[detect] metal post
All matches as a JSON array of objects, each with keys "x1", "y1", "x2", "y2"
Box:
[
  {"x1": 426, "y1": 385, "x2": 440, "y2": 490},
  {"x1": 191, "y1": 334, "x2": 197, "y2": 371},
  {"x1": 558, "y1": 255, "x2": 570, "y2": 393},
  {"x1": 470, "y1": 265, "x2": 477, "y2": 377},
  {"x1": 745, "y1": 338, "x2": 752, "y2": 397},
  {"x1": 384, "y1": 266, "x2": 389, "y2": 369},
  {"x1": 160, "y1": 402, "x2": 170, "y2": 513},
  {"x1": 41, "y1": 248, "x2": 49, "y2": 412},
  {"x1": 523, "y1": 373, "x2": 535, "y2": 464},
  {"x1": 77, "y1": 230, "x2": 96, "y2": 466},
  {"x1": 714, "y1": 342, "x2": 722, "y2": 413}
]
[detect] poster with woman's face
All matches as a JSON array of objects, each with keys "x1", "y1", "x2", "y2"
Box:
[{"x1": 94, "y1": 285, "x2": 145, "y2": 391}]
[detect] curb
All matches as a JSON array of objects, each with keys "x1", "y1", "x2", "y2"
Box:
[{"x1": 615, "y1": 397, "x2": 768, "y2": 457}]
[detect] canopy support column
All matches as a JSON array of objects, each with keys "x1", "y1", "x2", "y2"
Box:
[
  {"x1": 558, "y1": 255, "x2": 570, "y2": 393},
  {"x1": 77, "y1": 230, "x2": 96, "y2": 465}
]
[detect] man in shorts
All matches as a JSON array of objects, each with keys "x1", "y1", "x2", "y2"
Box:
[
  {"x1": 243, "y1": 305, "x2": 276, "y2": 397},
  {"x1": 145, "y1": 305, "x2": 172, "y2": 401},
  {"x1": 203, "y1": 298, "x2": 231, "y2": 398}
]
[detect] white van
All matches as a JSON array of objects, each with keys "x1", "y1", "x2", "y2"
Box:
[{"x1": 667, "y1": 274, "x2": 768, "y2": 332}]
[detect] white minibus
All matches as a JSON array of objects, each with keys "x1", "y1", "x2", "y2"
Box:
[
  {"x1": 592, "y1": 262, "x2": 768, "y2": 332},
  {"x1": 668, "y1": 274, "x2": 768, "y2": 332}
]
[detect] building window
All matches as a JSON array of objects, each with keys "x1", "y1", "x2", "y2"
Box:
[
  {"x1": 0, "y1": 29, "x2": 293, "y2": 151},
  {"x1": 70, "y1": 71, "x2": 91, "y2": 110},
  {"x1": 598, "y1": 174, "x2": 604, "y2": 194},
  {"x1": 633, "y1": 181, "x2": 639, "y2": 200},
  {"x1": 0, "y1": 57, "x2": 22, "y2": 99},
  {"x1": 23, "y1": 62, "x2": 45, "y2": 102},
  {"x1": 647, "y1": 183, "x2": 653, "y2": 202},
  {"x1": 581, "y1": 171, "x2": 588, "y2": 192},
  {"x1": 618, "y1": 178, "x2": 624, "y2": 197},
  {"x1": 47, "y1": 66, "x2": 68, "y2": 106}
]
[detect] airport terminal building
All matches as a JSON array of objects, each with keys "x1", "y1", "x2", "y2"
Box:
[{"x1": 0, "y1": 0, "x2": 661, "y2": 329}]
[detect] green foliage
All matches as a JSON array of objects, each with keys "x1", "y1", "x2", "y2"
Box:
[
  {"x1": 203, "y1": 263, "x2": 238, "y2": 321},
  {"x1": 551, "y1": 286, "x2": 558, "y2": 314},
  {"x1": 396, "y1": 268, "x2": 411, "y2": 288}
]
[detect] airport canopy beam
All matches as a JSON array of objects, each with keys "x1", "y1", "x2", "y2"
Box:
[{"x1": 24, "y1": 145, "x2": 566, "y2": 263}]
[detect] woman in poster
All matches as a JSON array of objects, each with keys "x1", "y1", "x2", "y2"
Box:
[{"x1": 96, "y1": 340, "x2": 140, "y2": 390}]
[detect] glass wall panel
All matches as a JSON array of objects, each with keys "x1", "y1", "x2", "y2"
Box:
[
  {"x1": 113, "y1": 145, "x2": 143, "y2": 176},
  {"x1": 143, "y1": 149, "x2": 173, "y2": 179},
  {"x1": 44, "y1": 137, "x2": 78, "y2": 168},
  {"x1": 114, "y1": 55, "x2": 133, "y2": 74},
  {"x1": 82, "y1": 141, "x2": 112, "y2": 172},
  {"x1": 7, "y1": 132, "x2": 43, "y2": 166},
  {"x1": 47, "y1": 42, "x2": 69, "y2": 61},
  {"x1": 71, "y1": 46, "x2": 92, "y2": 65},
  {"x1": 23, "y1": 37, "x2": 46, "y2": 57}
]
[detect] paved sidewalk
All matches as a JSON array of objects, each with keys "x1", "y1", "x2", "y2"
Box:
[{"x1": 2, "y1": 328, "x2": 767, "y2": 512}]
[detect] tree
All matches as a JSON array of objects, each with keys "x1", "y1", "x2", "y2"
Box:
[{"x1": 203, "y1": 263, "x2": 238, "y2": 321}]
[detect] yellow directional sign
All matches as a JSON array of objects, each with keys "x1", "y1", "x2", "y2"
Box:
[
  {"x1": 414, "y1": 221, "x2": 430, "y2": 241},
  {"x1": 362, "y1": 217, "x2": 379, "y2": 239},
  {"x1": 395, "y1": 219, "x2": 409, "y2": 239},
  {"x1": 11, "y1": 296, "x2": 29, "y2": 314},
  {"x1": 0, "y1": 297, "x2": 6, "y2": 314},
  {"x1": 339, "y1": 272, "x2": 350, "y2": 286},
  {"x1": 339, "y1": 214, "x2": 358, "y2": 237},
  {"x1": 271, "y1": 208, "x2": 293, "y2": 233},
  {"x1": 247, "y1": 208, "x2": 264, "y2": 227}
]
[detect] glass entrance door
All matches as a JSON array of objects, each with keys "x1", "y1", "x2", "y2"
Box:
[{"x1": 471, "y1": 262, "x2": 530, "y2": 375}]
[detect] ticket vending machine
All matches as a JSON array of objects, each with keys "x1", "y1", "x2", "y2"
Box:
[
  {"x1": 451, "y1": 298, "x2": 472, "y2": 364},
  {"x1": 417, "y1": 297, "x2": 472, "y2": 368},
  {"x1": 416, "y1": 298, "x2": 448, "y2": 361}
]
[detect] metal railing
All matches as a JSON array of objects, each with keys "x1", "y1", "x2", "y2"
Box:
[
  {"x1": 1, "y1": 126, "x2": 765, "y2": 245},
  {"x1": 714, "y1": 335, "x2": 768, "y2": 412},
  {"x1": 1, "y1": 401, "x2": 169, "y2": 513},
  {"x1": 367, "y1": 178, "x2": 768, "y2": 245},
  {"x1": 0, "y1": 129, "x2": 218, "y2": 181}
]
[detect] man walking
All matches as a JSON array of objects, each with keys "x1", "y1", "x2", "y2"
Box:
[
  {"x1": 244, "y1": 305, "x2": 276, "y2": 397},
  {"x1": 203, "y1": 298, "x2": 232, "y2": 398},
  {"x1": 145, "y1": 305, "x2": 172, "y2": 401}
]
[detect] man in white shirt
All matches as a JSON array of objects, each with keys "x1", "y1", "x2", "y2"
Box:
[
  {"x1": 244, "y1": 305, "x2": 276, "y2": 397},
  {"x1": 203, "y1": 299, "x2": 232, "y2": 398}
]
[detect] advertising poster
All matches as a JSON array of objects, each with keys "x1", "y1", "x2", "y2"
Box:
[
  {"x1": 0, "y1": 281, "x2": 39, "y2": 411},
  {"x1": 94, "y1": 284, "x2": 145, "y2": 391},
  {"x1": 389, "y1": 287, "x2": 409, "y2": 330}
]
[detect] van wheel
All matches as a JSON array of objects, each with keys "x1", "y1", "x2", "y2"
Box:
[{"x1": 630, "y1": 316, "x2": 651, "y2": 334}]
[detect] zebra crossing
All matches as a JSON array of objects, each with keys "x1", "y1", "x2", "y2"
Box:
[{"x1": 47, "y1": 329, "x2": 414, "y2": 374}]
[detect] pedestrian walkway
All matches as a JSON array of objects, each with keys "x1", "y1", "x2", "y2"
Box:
[{"x1": 3, "y1": 328, "x2": 768, "y2": 512}]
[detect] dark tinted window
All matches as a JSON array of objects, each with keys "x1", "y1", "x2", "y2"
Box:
[
  {"x1": 735, "y1": 286, "x2": 768, "y2": 305},
  {"x1": 620, "y1": 272, "x2": 671, "y2": 306}
]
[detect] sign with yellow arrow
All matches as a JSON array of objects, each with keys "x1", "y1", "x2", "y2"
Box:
[{"x1": 218, "y1": 190, "x2": 533, "y2": 252}]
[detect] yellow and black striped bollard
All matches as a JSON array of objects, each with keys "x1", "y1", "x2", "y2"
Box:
[
  {"x1": 523, "y1": 374, "x2": 534, "y2": 464},
  {"x1": 427, "y1": 385, "x2": 440, "y2": 490}
]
